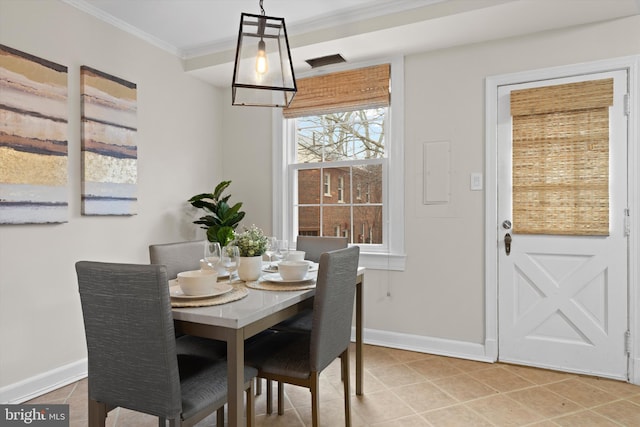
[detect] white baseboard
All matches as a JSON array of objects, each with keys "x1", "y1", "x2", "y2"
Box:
[
  {"x1": 1, "y1": 329, "x2": 491, "y2": 404},
  {"x1": 629, "y1": 356, "x2": 640, "y2": 385},
  {"x1": 0, "y1": 359, "x2": 87, "y2": 404},
  {"x1": 353, "y1": 327, "x2": 495, "y2": 363}
]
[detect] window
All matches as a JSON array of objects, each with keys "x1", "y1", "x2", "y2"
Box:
[
  {"x1": 292, "y1": 108, "x2": 383, "y2": 241},
  {"x1": 273, "y1": 59, "x2": 406, "y2": 270},
  {"x1": 323, "y1": 173, "x2": 331, "y2": 196}
]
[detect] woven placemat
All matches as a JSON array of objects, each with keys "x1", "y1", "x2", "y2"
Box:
[
  {"x1": 245, "y1": 279, "x2": 316, "y2": 291},
  {"x1": 171, "y1": 284, "x2": 249, "y2": 307}
]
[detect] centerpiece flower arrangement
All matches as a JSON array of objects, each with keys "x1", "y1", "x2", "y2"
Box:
[{"x1": 233, "y1": 224, "x2": 268, "y2": 257}]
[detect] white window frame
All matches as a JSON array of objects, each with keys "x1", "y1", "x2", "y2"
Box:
[
  {"x1": 337, "y1": 176, "x2": 344, "y2": 202},
  {"x1": 272, "y1": 57, "x2": 406, "y2": 271}
]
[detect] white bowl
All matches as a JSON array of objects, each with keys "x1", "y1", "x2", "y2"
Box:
[
  {"x1": 278, "y1": 261, "x2": 310, "y2": 281},
  {"x1": 286, "y1": 250, "x2": 306, "y2": 261},
  {"x1": 177, "y1": 269, "x2": 218, "y2": 296}
]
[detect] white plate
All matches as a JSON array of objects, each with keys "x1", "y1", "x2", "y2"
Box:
[
  {"x1": 262, "y1": 272, "x2": 316, "y2": 283},
  {"x1": 263, "y1": 262, "x2": 318, "y2": 273},
  {"x1": 169, "y1": 283, "x2": 233, "y2": 299}
]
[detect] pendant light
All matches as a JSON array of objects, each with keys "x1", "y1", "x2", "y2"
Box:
[{"x1": 232, "y1": 0, "x2": 297, "y2": 107}]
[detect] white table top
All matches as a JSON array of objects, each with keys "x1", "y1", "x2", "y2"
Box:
[
  {"x1": 171, "y1": 284, "x2": 315, "y2": 329},
  {"x1": 171, "y1": 266, "x2": 364, "y2": 330}
]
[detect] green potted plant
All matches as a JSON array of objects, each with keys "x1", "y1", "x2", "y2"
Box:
[
  {"x1": 188, "y1": 180, "x2": 245, "y2": 247},
  {"x1": 233, "y1": 224, "x2": 268, "y2": 281}
]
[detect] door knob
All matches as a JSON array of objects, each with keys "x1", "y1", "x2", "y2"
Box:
[{"x1": 505, "y1": 233, "x2": 512, "y2": 256}]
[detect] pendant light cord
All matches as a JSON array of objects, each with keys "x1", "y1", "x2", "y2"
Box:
[{"x1": 259, "y1": 0, "x2": 265, "y2": 16}]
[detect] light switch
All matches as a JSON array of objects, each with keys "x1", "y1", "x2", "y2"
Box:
[{"x1": 470, "y1": 173, "x2": 483, "y2": 191}]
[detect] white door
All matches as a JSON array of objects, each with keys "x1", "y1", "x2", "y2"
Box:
[{"x1": 497, "y1": 70, "x2": 629, "y2": 379}]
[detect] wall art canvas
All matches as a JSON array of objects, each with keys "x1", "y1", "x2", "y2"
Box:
[
  {"x1": 81, "y1": 66, "x2": 137, "y2": 216},
  {"x1": 0, "y1": 44, "x2": 68, "y2": 224}
]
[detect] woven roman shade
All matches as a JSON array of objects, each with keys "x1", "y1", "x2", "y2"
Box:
[
  {"x1": 282, "y1": 64, "x2": 390, "y2": 118},
  {"x1": 510, "y1": 78, "x2": 613, "y2": 236}
]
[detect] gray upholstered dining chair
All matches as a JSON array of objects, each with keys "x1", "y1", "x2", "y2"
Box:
[
  {"x1": 245, "y1": 246, "x2": 360, "y2": 427},
  {"x1": 149, "y1": 240, "x2": 227, "y2": 360},
  {"x1": 272, "y1": 235, "x2": 350, "y2": 333},
  {"x1": 76, "y1": 261, "x2": 257, "y2": 427},
  {"x1": 296, "y1": 235, "x2": 349, "y2": 263},
  {"x1": 149, "y1": 240, "x2": 205, "y2": 280}
]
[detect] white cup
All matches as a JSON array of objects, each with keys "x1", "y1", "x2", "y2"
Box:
[{"x1": 286, "y1": 250, "x2": 305, "y2": 261}]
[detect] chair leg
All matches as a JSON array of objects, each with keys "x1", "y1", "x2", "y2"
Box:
[
  {"x1": 266, "y1": 379, "x2": 273, "y2": 414},
  {"x1": 247, "y1": 380, "x2": 256, "y2": 427},
  {"x1": 88, "y1": 399, "x2": 107, "y2": 427},
  {"x1": 277, "y1": 381, "x2": 284, "y2": 415},
  {"x1": 341, "y1": 349, "x2": 352, "y2": 427},
  {"x1": 310, "y1": 372, "x2": 320, "y2": 427},
  {"x1": 216, "y1": 408, "x2": 224, "y2": 426}
]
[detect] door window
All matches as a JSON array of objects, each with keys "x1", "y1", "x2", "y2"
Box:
[{"x1": 510, "y1": 79, "x2": 613, "y2": 236}]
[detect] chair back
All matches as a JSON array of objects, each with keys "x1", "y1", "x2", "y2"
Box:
[
  {"x1": 149, "y1": 240, "x2": 204, "y2": 279},
  {"x1": 296, "y1": 236, "x2": 348, "y2": 263},
  {"x1": 310, "y1": 246, "x2": 360, "y2": 372},
  {"x1": 76, "y1": 261, "x2": 182, "y2": 419}
]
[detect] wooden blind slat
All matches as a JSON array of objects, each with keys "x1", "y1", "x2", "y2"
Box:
[
  {"x1": 283, "y1": 64, "x2": 390, "y2": 118},
  {"x1": 511, "y1": 78, "x2": 613, "y2": 116}
]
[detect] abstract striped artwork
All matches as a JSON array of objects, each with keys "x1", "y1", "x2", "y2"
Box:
[
  {"x1": 81, "y1": 66, "x2": 137, "y2": 216},
  {"x1": 0, "y1": 44, "x2": 68, "y2": 224}
]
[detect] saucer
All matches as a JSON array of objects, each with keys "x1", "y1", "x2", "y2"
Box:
[{"x1": 169, "y1": 283, "x2": 233, "y2": 299}]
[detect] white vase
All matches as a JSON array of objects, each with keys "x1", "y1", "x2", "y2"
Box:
[{"x1": 238, "y1": 256, "x2": 262, "y2": 281}]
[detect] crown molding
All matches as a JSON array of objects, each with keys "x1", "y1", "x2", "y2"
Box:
[{"x1": 61, "y1": 0, "x2": 181, "y2": 57}]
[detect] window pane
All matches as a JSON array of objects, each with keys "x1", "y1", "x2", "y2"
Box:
[
  {"x1": 354, "y1": 205, "x2": 383, "y2": 244},
  {"x1": 298, "y1": 206, "x2": 320, "y2": 236},
  {"x1": 353, "y1": 164, "x2": 382, "y2": 204},
  {"x1": 296, "y1": 108, "x2": 386, "y2": 163},
  {"x1": 323, "y1": 167, "x2": 350, "y2": 204},
  {"x1": 298, "y1": 169, "x2": 320, "y2": 204},
  {"x1": 323, "y1": 206, "x2": 351, "y2": 239},
  {"x1": 296, "y1": 123, "x2": 323, "y2": 163}
]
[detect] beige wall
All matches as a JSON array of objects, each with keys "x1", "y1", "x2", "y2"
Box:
[
  {"x1": 222, "y1": 15, "x2": 640, "y2": 348},
  {"x1": 0, "y1": 0, "x2": 224, "y2": 393},
  {"x1": 1, "y1": 0, "x2": 639, "y2": 401}
]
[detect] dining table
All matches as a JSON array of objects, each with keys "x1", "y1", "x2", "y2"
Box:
[{"x1": 171, "y1": 266, "x2": 365, "y2": 427}]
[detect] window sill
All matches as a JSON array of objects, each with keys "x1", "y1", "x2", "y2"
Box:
[{"x1": 359, "y1": 251, "x2": 406, "y2": 271}]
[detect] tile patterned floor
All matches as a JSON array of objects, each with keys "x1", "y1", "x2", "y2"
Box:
[{"x1": 28, "y1": 344, "x2": 640, "y2": 426}]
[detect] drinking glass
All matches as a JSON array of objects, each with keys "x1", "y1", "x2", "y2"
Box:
[
  {"x1": 264, "y1": 237, "x2": 277, "y2": 268},
  {"x1": 221, "y1": 245, "x2": 240, "y2": 284},
  {"x1": 274, "y1": 239, "x2": 289, "y2": 263},
  {"x1": 204, "y1": 241, "x2": 221, "y2": 269}
]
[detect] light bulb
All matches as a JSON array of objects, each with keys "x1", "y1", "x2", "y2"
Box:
[{"x1": 256, "y1": 39, "x2": 268, "y2": 75}]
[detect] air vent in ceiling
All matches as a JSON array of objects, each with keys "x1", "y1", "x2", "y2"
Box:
[{"x1": 305, "y1": 54, "x2": 346, "y2": 68}]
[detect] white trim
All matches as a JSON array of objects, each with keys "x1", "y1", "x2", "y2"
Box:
[
  {"x1": 0, "y1": 359, "x2": 87, "y2": 404},
  {"x1": 60, "y1": 0, "x2": 180, "y2": 57},
  {"x1": 485, "y1": 55, "x2": 640, "y2": 382},
  {"x1": 354, "y1": 328, "x2": 493, "y2": 363},
  {"x1": 273, "y1": 56, "x2": 406, "y2": 270}
]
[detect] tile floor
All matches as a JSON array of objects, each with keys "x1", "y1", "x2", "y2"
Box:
[{"x1": 28, "y1": 343, "x2": 640, "y2": 426}]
